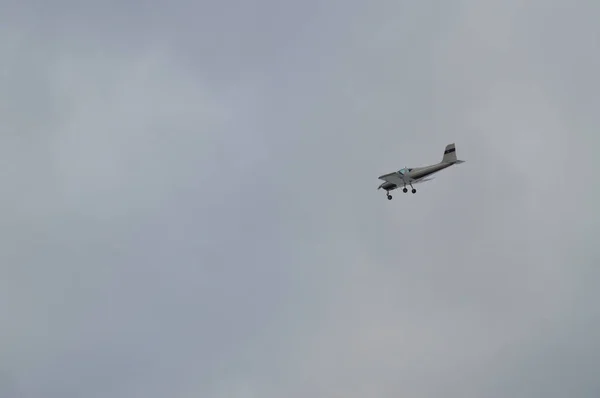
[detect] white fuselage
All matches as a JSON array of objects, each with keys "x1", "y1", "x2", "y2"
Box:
[{"x1": 377, "y1": 160, "x2": 458, "y2": 191}]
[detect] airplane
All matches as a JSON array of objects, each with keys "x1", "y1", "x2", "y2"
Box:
[{"x1": 377, "y1": 143, "x2": 465, "y2": 200}]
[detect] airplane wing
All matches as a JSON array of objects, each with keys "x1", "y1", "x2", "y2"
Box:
[
  {"x1": 377, "y1": 172, "x2": 405, "y2": 185},
  {"x1": 379, "y1": 172, "x2": 435, "y2": 185}
]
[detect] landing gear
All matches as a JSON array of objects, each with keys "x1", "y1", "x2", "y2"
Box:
[
  {"x1": 402, "y1": 185, "x2": 416, "y2": 194},
  {"x1": 383, "y1": 183, "x2": 416, "y2": 201}
]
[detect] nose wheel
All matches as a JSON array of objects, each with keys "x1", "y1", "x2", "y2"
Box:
[{"x1": 387, "y1": 194, "x2": 392, "y2": 200}]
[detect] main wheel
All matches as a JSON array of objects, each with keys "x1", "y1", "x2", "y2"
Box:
[
  {"x1": 387, "y1": 195, "x2": 392, "y2": 200},
  {"x1": 403, "y1": 187, "x2": 408, "y2": 193},
  {"x1": 412, "y1": 188, "x2": 416, "y2": 194}
]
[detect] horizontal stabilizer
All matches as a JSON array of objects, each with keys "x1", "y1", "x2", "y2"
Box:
[{"x1": 411, "y1": 177, "x2": 435, "y2": 185}]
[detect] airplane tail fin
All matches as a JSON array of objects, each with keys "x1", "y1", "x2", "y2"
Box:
[{"x1": 442, "y1": 143, "x2": 459, "y2": 163}]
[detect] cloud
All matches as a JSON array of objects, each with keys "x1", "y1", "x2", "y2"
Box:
[
  {"x1": 0, "y1": 23, "x2": 283, "y2": 397},
  {"x1": 1, "y1": 0, "x2": 599, "y2": 397}
]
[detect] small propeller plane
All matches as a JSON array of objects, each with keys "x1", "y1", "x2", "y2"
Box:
[{"x1": 377, "y1": 143, "x2": 465, "y2": 200}]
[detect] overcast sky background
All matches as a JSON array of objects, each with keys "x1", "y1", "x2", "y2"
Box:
[{"x1": 1, "y1": 0, "x2": 599, "y2": 397}]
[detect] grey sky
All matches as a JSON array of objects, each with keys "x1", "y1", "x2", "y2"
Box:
[{"x1": 1, "y1": 0, "x2": 599, "y2": 397}]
